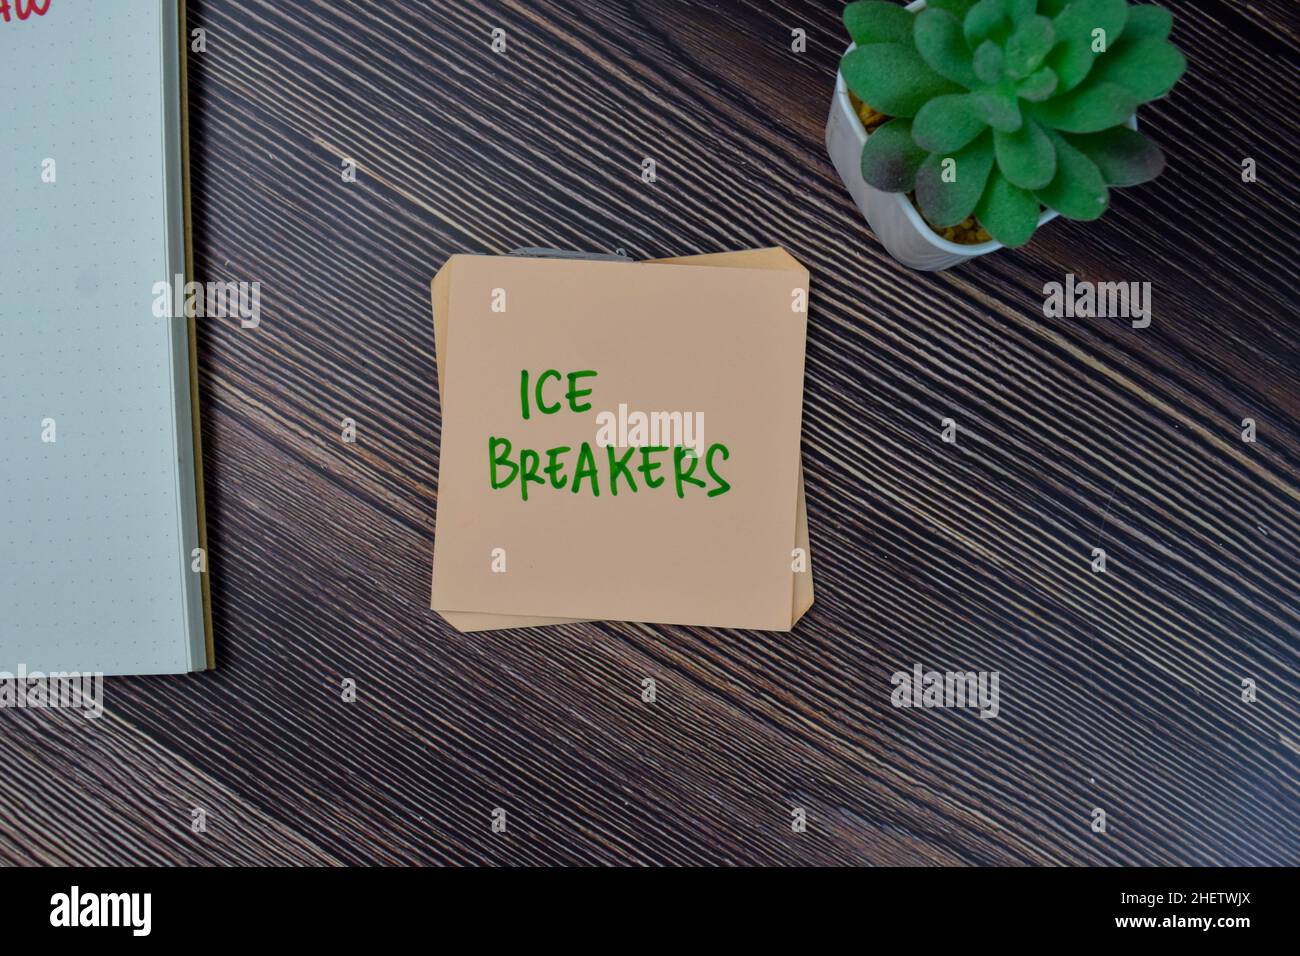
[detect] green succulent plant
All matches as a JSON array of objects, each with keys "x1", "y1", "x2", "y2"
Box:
[{"x1": 841, "y1": 0, "x2": 1186, "y2": 246}]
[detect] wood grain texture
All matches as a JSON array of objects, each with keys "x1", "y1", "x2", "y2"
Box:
[{"x1": 2, "y1": 0, "x2": 1297, "y2": 866}]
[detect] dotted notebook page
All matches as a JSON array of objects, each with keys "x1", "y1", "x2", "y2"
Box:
[{"x1": 0, "y1": 0, "x2": 203, "y2": 674}]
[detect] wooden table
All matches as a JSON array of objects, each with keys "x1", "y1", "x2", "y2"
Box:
[{"x1": 2, "y1": 0, "x2": 1296, "y2": 866}]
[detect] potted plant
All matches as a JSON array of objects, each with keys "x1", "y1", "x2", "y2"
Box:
[{"x1": 826, "y1": 0, "x2": 1186, "y2": 270}]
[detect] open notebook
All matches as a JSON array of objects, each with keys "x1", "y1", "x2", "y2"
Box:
[{"x1": 0, "y1": 0, "x2": 212, "y2": 674}]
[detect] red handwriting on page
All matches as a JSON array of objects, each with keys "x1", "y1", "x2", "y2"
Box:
[{"x1": 0, "y1": 0, "x2": 51, "y2": 25}]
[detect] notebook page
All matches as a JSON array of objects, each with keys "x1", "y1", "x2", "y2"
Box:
[{"x1": 0, "y1": 0, "x2": 205, "y2": 674}]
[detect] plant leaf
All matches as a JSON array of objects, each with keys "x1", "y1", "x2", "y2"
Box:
[
  {"x1": 841, "y1": 43, "x2": 965, "y2": 117},
  {"x1": 916, "y1": 131, "x2": 996, "y2": 227},
  {"x1": 973, "y1": 40, "x2": 1005, "y2": 84},
  {"x1": 970, "y1": 89, "x2": 1023, "y2": 131},
  {"x1": 843, "y1": 0, "x2": 916, "y2": 46},
  {"x1": 1036, "y1": 130, "x2": 1109, "y2": 219},
  {"x1": 1047, "y1": 0, "x2": 1130, "y2": 91},
  {"x1": 1017, "y1": 66, "x2": 1058, "y2": 99},
  {"x1": 1004, "y1": 14, "x2": 1055, "y2": 78},
  {"x1": 1120, "y1": 4, "x2": 1173, "y2": 41},
  {"x1": 914, "y1": 9, "x2": 980, "y2": 87},
  {"x1": 914, "y1": 94, "x2": 989, "y2": 152},
  {"x1": 1090, "y1": 38, "x2": 1186, "y2": 102},
  {"x1": 860, "y1": 118, "x2": 930, "y2": 192},
  {"x1": 1032, "y1": 80, "x2": 1136, "y2": 132},
  {"x1": 995, "y1": 119, "x2": 1057, "y2": 189},
  {"x1": 1053, "y1": 0, "x2": 1129, "y2": 48},
  {"x1": 1005, "y1": 0, "x2": 1039, "y2": 21},
  {"x1": 1066, "y1": 126, "x2": 1166, "y2": 185},
  {"x1": 1046, "y1": 37, "x2": 1095, "y2": 92},
  {"x1": 975, "y1": 170, "x2": 1041, "y2": 246},
  {"x1": 964, "y1": 0, "x2": 1010, "y2": 48},
  {"x1": 928, "y1": 0, "x2": 981, "y2": 17}
]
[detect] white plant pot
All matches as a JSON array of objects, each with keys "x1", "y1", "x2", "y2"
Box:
[{"x1": 826, "y1": 0, "x2": 1135, "y2": 271}]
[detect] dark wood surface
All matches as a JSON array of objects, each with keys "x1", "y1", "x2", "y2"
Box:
[{"x1": 2, "y1": 0, "x2": 1298, "y2": 866}]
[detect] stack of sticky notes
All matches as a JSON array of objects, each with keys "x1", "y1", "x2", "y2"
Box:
[{"x1": 429, "y1": 248, "x2": 813, "y2": 632}]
